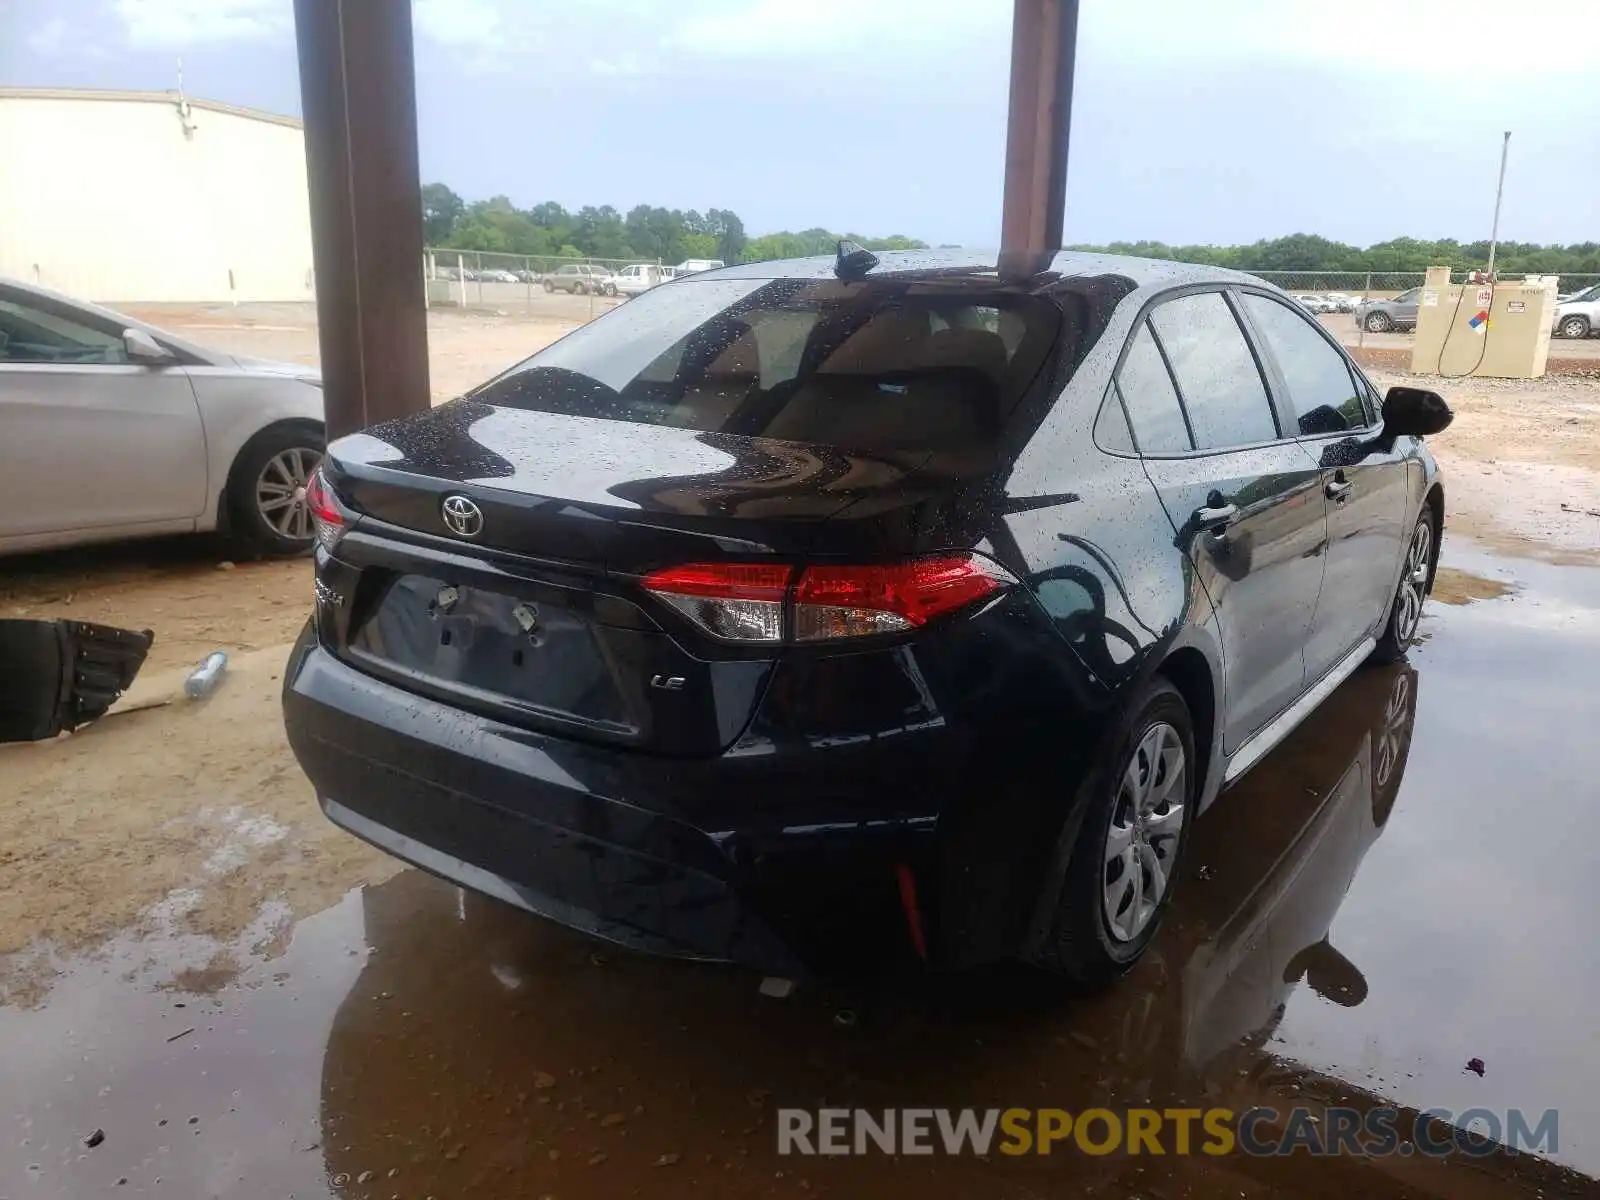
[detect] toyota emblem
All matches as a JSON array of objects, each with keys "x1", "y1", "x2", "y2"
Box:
[{"x1": 440, "y1": 494, "x2": 484, "y2": 538}]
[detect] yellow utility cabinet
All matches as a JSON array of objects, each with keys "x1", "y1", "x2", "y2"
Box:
[{"x1": 1411, "y1": 265, "x2": 1558, "y2": 379}]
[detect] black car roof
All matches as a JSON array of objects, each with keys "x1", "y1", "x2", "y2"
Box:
[{"x1": 703, "y1": 248, "x2": 1264, "y2": 290}]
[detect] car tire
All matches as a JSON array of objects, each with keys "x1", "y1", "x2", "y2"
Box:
[
  {"x1": 226, "y1": 422, "x2": 326, "y2": 558},
  {"x1": 542, "y1": 279, "x2": 554, "y2": 293},
  {"x1": 1364, "y1": 312, "x2": 1394, "y2": 333},
  {"x1": 1033, "y1": 677, "x2": 1196, "y2": 986},
  {"x1": 604, "y1": 282, "x2": 617, "y2": 296},
  {"x1": 572, "y1": 281, "x2": 587, "y2": 296},
  {"x1": 1370, "y1": 510, "x2": 1436, "y2": 664},
  {"x1": 1559, "y1": 315, "x2": 1590, "y2": 340}
]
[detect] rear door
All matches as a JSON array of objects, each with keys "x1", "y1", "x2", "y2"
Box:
[
  {"x1": 0, "y1": 290, "x2": 205, "y2": 542},
  {"x1": 1115, "y1": 290, "x2": 1329, "y2": 754},
  {"x1": 1239, "y1": 290, "x2": 1409, "y2": 680}
]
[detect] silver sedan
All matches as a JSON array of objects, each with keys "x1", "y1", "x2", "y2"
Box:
[{"x1": 0, "y1": 278, "x2": 326, "y2": 557}]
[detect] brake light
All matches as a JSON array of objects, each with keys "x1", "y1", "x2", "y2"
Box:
[
  {"x1": 793, "y1": 557, "x2": 1006, "y2": 640},
  {"x1": 304, "y1": 468, "x2": 348, "y2": 549},
  {"x1": 640, "y1": 555, "x2": 1009, "y2": 643}
]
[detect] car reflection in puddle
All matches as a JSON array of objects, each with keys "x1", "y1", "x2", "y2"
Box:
[{"x1": 313, "y1": 661, "x2": 1533, "y2": 1198}]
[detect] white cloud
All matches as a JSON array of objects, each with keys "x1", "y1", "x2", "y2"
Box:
[
  {"x1": 114, "y1": 0, "x2": 290, "y2": 48},
  {"x1": 412, "y1": 0, "x2": 502, "y2": 49},
  {"x1": 1085, "y1": 0, "x2": 1599, "y2": 75},
  {"x1": 668, "y1": 0, "x2": 997, "y2": 58}
]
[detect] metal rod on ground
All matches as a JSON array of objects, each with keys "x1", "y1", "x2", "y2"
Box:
[
  {"x1": 1486, "y1": 131, "x2": 1511, "y2": 281},
  {"x1": 292, "y1": 0, "x2": 431, "y2": 438},
  {"x1": 997, "y1": 0, "x2": 1080, "y2": 282}
]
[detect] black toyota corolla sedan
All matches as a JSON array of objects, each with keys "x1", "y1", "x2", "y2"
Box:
[{"x1": 283, "y1": 247, "x2": 1451, "y2": 984}]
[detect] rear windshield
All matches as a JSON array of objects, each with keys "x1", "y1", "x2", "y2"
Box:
[{"x1": 470, "y1": 277, "x2": 1063, "y2": 456}]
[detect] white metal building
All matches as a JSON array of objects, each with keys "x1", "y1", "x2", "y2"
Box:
[{"x1": 0, "y1": 87, "x2": 314, "y2": 304}]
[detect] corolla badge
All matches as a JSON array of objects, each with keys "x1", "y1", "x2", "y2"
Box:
[{"x1": 440, "y1": 494, "x2": 484, "y2": 538}]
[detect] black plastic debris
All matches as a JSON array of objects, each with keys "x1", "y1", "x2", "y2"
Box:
[
  {"x1": 0, "y1": 619, "x2": 153, "y2": 742},
  {"x1": 84, "y1": 1129, "x2": 105, "y2": 1148},
  {"x1": 1465, "y1": 1057, "x2": 1486, "y2": 1077}
]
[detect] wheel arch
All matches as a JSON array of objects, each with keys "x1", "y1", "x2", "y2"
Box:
[
  {"x1": 213, "y1": 416, "x2": 326, "y2": 536},
  {"x1": 1155, "y1": 646, "x2": 1217, "y2": 809},
  {"x1": 1422, "y1": 480, "x2": 1444, "y2": 593}
]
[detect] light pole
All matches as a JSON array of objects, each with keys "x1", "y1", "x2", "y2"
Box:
[{"x1": 1485, "y1": 131, "x2": 1511, "y2": 281}]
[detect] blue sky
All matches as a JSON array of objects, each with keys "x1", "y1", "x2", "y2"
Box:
[{"x1": 5, "y1": 0, "x2": 1598, "y2": 248}]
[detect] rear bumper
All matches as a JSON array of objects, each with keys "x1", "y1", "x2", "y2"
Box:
[{"x1": 282, "y1": 630, "x2": 947, "y2": 976}]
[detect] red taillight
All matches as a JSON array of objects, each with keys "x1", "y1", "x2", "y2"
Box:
[
  {"x1": 640, "y1": 555, "x2": 1008, "y2": 643},
  {"x1": 793, "y1": 556, "x2": 1004, "y2": 640},
  {"x1": 304, "y1": 468, "x2": 347, "y2": 548}
]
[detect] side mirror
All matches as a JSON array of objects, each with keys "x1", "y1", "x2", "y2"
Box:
[
  {"x1": 123, "y1": 328, "x2": 176, "y2": 366},
  {"x1": 1381, "y1": 385, "x2": 1453, "y2": 437}
]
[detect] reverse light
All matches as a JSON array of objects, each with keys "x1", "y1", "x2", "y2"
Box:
[
  {"x1": 640, "y1": 555, "x2": 1010, "y2": 644},
  {"x1": 304, "y1": 467, "x2": 348, "y2": 549},
  {"x1": 642, "y1": 562, "x2": 791, "y2": 643}
]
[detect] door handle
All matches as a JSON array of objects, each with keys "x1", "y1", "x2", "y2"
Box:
[
  {"x1": 1325, "y1": 476, "x2": 1352, "y2": 501},
  {"x1": 1194, "y1": 501, "x2": 1239, "y2": 532}
]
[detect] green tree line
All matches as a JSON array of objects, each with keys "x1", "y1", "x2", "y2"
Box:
[
  {"x1": 421, "y1": 183, "x2": 926, "y2": 265},
  {"x1": 423, "y1": 185, "x2": 1596, "y2": 274},
  {"x1": 1067, "y1": 232, "x2": 1600, "y2": 275}
]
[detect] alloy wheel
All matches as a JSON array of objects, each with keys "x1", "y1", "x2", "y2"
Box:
[
  {"x1": 1103, "y1": 722, "x2": 1187, "y2": 943},
  {"x1": 1393, "y1": 519, "x2": 1432, "y2": 643},
  {"x1": 255, "y1": 447, "x2": 321, "y2": 543},
  {"x1": 1561, "y1": 317, "x2": 1589, "y2": 339}
]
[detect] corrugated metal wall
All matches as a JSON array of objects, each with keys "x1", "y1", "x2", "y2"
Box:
[{"x1": 0, "y1": 93, "x2": 315, "y2": 304}]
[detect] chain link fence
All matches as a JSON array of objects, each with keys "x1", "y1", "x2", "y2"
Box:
[
  {"x1": 423, "y1": 248, "x2": 669, "y2": 315},
  {"x1": 415, "y1": 250, "x2": 1600, "y2": 318},
  {"x1": 1253, "y1": 270, "x2": 1600, "y2": 299}
]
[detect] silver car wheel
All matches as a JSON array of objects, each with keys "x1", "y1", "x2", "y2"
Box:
[
  {"x1": 1393, "y1": 519, "x2": 1432, "y2": 643},
  {"x1": 1103, "y1": 722, "x2": 1187, "y2": 943},
  {"x1": 256, "y1": 447, "x2": 321, "y2": 542}
]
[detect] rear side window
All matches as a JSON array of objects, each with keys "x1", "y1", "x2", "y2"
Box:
[
  {"x1": 1115, "y1": 323, "x2": 1191, "y2": 453},
  {"x1": 1241, "y1": 293, "x2": 1370, "y2": 434},
  {"x1": 1093, "y1": 387, "x2": 1136, "y2": 453},
  {"x1": 1149, "y1": 293, "x2": 1278, "y2": 450},
  {"x1": 474, "y1": 277, "x2": 1063, "y2": 458}
]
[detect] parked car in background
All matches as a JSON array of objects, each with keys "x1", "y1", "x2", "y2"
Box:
[
  {"x1": 1293, "y1": 294, "x2": 1331, "y2": 314},
  {"x1": 481, "y1": 269, "x2": 520, "y2": 285},
  {"x1": 675, "y1": 259, "x2": 726, "y2": 275},
  {"x1": 613, "y1": 263, "x2": 668, "y2": 298},
  {"x1": 284, "y1": 249, "x2": 1452, "y2": 986},
  {"x1": 513, "y1": 269, "x2": 540, "y2": 284},
  {"x1": 1322, "y1": 293, "x2": 1356, "y2": 313},
  {"x1": 1355, "y1": 288, "x2": 1421, "y2": 333},
  {"x1": 0, "y1": 277, "x2": 325, "y2": 557},
  {"x1": 542, "y1": 263, "x2": 616, "y2": 295},
  {"x1": 1552, "y1": 286, "x2": 1600, "y2": 338}
]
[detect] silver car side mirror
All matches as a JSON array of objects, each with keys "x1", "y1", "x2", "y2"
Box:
[{"x1": 123, "y1": 328, "x2": 176, "y2": 365}]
